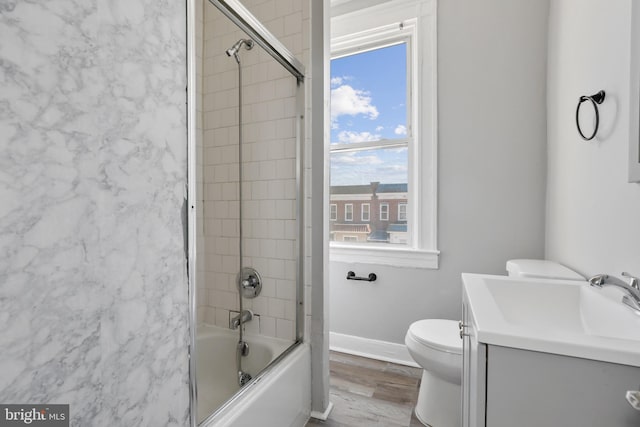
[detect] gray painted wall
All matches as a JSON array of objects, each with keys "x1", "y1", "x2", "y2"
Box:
[
  {"x1": 330, "y1": 0, "x2": 549, "y2": 344},
  {"x1": 546, "y1": 0, "x2": 640, "y2": 277},
  {"x1": 0, "y1": 1, "x2": 189, "y2": 425}
]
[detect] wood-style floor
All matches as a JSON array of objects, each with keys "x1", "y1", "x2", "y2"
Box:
[{"x1": 305, "y1": 351, "x2": 425, "y2": 427}]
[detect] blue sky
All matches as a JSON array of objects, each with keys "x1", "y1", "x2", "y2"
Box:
[{"x1": 330, "y1": 42, "x2": 408, "y2": 186}]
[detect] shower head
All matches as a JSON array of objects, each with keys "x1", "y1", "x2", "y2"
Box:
[{"x1": 226, "y1": 39, "x2": 254, "y2": 62}]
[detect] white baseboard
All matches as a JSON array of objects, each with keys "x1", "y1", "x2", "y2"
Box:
[
  {"x1": 329, "y1": 332, "x2": 419, "y2": 368},
  {"x1": 309, "y1": 401, "x2": 334, "y2": 421}
]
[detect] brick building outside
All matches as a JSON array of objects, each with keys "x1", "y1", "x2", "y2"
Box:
[{"x1": 329, "y1": 182, "x2": 408, "y2": 244}]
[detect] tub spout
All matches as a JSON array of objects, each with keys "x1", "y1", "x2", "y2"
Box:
[{"x1": 230, "y1": 309, "x2": 253, "y2": 329}]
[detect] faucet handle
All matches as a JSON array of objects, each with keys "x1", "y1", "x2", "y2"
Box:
[{"x1": 622, "y1": 272, "x2": 640, "y2": 290}]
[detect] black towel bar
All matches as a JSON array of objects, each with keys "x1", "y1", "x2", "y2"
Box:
[{"x1": 346, "y1": 271, "x2": 377, "y2": 282}]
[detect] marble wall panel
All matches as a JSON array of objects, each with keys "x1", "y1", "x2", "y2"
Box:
[{"x1": 0, "y1": 1, "x2": 189, "y2": 425}]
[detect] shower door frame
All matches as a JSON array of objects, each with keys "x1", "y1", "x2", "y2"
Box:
[{"x1": 186, "y1": 0, "x2": 306, "y2": 426}]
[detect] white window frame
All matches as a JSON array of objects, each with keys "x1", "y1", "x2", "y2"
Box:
[
  {"x1": 380, "y1": 203, "x2": 389, "y2": 221},
  {"x1": 345, "y1": 203, "x2": 353, "y2": 221},
  {"x1": 330, "y1": 204, "x2": 337, "y2": 221},
  {"x1": 398, "y1": 203, "x2": 407, "y2": 221},
  {"x1": 329, "y1": 0, "x2": 439, "y2": 269},
  {"x1": 361, "y1": 203, "x2": 370, "y2": 222}
]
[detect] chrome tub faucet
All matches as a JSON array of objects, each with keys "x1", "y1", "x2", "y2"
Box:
[{"x1": 230, "y1": 309, "x2": 253, "y2": 329}]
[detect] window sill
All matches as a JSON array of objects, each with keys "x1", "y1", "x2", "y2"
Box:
[{"x1": 329, "y1": 244, "x2": 439, "y2": 269}]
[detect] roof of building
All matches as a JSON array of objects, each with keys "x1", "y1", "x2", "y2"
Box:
[
  {"x1": 387, "y1": 224, "x2": 408, "y2": 233},
  {"x1": 330, "y1": 223, "x2": 371, "y2": 233},
  {"x1": 330, "y1": 183, "x2": 407, "y2": 195},
  {"x1": 367, "y1": 230, "x2": 389, "y2": 242}
]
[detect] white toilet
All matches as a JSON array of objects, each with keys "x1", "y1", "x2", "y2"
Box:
[{"x1": 405, "y1": 259, "x2": 585, "y2": 427}]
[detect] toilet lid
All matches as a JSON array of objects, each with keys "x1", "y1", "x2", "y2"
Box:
[{"x1": 409, "y1": 319, "x2": 462, "y2": 355}]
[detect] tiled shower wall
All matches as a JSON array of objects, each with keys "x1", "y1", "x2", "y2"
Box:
[{"x1": 197, "y1": 0, "x2": 308, "y2": 341}]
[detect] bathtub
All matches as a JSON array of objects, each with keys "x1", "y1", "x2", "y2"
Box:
[{"x1": 196, "y1": 325, "x2": 310, "y2": 426}]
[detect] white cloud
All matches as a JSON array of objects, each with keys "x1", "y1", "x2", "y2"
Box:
[
  {"x1": 375, "y1": 126, "x2": 384, "y2": 132},
  {"x1": 394, "y1": 125, "x2": 407, "y2": 135},
  {"x1": 330, "y1": 152, "x2": 406, "y2": 186},
  {"x1": 331, "y1": 152, "x2": 383, "y2": 166},
  {"x1": 378, "y1": 164, "x2": 408, "y2": 173},
  {"x1": 331, "y1": 85, "x2": 379, "y2": 122},
  {"x1": 337, "y1": 130, "x2": 381, "y2": 144},
  {"x1": 331, "y1": 76, "x2": 344, "y2": 86}
]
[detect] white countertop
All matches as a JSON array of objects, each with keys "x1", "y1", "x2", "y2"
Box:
[{"x1": 462, "y1": 273, "x2": 640, "y2": 367}]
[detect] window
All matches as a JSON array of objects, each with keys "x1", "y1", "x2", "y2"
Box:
[
  {"x1": 343, "y1": 236, "x2": 358, "y2": 242},
  {"x1": 329, "y1": 0, "x2": 438, "y2": 269},
  {"x1": 380, "y1": 203, "x2": 389, "y2": 221},
  {"x1": 330, "y1": 204, "x2": 337, "y2": 221},
  {"x1": 362, "y1": 203, "x2": 370, "y2": 221},
  {"x1": 330, "y1": 40, "x2": 407, "y2": 245},
  {"x1": 398, "y1": 203, "x2": 407, "y2": 221},
  {"x1": 345, "y1": 204, "x2": 353, "y2": 221}
]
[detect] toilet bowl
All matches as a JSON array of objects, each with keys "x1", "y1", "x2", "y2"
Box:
[
  {"x1": 405, "y1": 319, "x2": 462, "y2": 427},
  {"x1": 405, "y1": 259, "x2": 585, "y2": 427}
]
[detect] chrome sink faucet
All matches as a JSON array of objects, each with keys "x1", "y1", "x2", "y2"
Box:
[{"x1": 588, "y1": 273, "x2": 640, "y2": 313}]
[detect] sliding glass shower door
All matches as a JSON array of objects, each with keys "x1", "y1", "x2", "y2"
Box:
[{"x1": 189, "y1": 0, "x2": 305, "y2": 424}]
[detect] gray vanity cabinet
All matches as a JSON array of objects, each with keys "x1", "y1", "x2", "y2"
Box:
[
  {"x1": 485, "y1": 346, "x2": 640, "y2": 426},
  {"x1": 462, "y1": 290, "x2": 640, "y2": 427}
]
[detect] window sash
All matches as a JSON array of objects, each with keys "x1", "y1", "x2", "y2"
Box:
[
  {"x1": 362, "y1": 203, "x2": 370, "y2": 221},
  {"x1": 380, "y1": 203, "x2": 389, "y2": 221},
  {"x1": 329, "y1": 1, "x2": 439, "y2": 269},
  {"x1": 330, "y1": 204, "x2": 337, "y2": 221},
  {"x1": 330, "y1": 38, "x2": 411, "y2": 154},
  {"x1": 330, "y1": 34, "x2": 410, "y2": 244},
  {"x1": 398, "y1": 203, "x2": 407, "y2": 221},
  {"x1": 330, "y1": 138, "x2": 409, "y2": 153},
  {"x1": 345, "y1": 204, "x2": 353, "y2": 221}
]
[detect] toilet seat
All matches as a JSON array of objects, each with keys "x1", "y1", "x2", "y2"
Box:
[{"x1": 408, "y1": 319, "x2": 462, "y2": 355}]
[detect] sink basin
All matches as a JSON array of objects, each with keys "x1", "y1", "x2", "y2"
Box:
[
  {"x1": 463, "y1": 274, "x2": 640, "y2": 367},
  {"x1": 580, "y1": 284, "x2": 640, "y2": 341}
]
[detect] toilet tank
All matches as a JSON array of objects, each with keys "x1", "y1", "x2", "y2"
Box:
[{"x1": 506, "y1": 259, "x2": 585, "y2": 281}]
